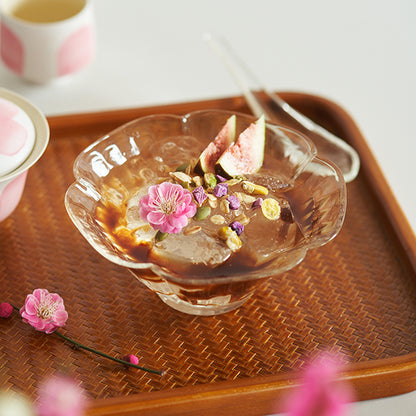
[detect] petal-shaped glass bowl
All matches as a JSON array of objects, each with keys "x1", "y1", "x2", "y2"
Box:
[{"x1": 65, "y1": 110, "x2": 346, "y2": 315}]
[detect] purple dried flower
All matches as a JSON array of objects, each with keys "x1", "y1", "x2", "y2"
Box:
[
  {"x1": 216, "y1": 174, "x2": 227, "y2": 183},
  {"x1": 192, "y1": 186, "x2": 207, "y2": 205},
  {"x1": 227, "y1": 195, "x2": 240, "y2": 210},
  {"x1": 213, "y1": 183, "x2": 228, "y2": 198},
  {"x1": 230, "y1": 221, "x2": 244, "y2": 236},
  {"x1": 252, "y1": 198, "x2": 263, "y2": 209}
]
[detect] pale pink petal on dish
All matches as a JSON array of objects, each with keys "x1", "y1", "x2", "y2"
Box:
[
  {"x1": 0, "y1": 22, "x2": 24, "y2": 75},
  {"x1": 57, "y1": 25, "x2": 94, "y2": 76},
  {"x1": 0, "y1": 170, "x2": 27, "y2": 222},
  {"x1": 0, "y1": 117, "x2": 27, "y2": 155},
  {"x1": 0, "y1": 98, "x2": 19, "y2": 118}
]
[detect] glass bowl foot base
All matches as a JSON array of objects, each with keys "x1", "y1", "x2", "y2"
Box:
[{"x1": 156, "y1": 293, "x2": 251, "y2": 316}]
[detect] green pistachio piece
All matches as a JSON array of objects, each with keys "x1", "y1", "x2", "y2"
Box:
[
  {"x1": 203, "y1": 173, "x2": 217, "y2": 189},
  {"x1": 155, "y1": 231, "x2": 168, "y2": 241},
  {"x1": 194, "y1": 206, "x2": 211, "y2": 221},
  {"x1": 175, "y1": 162, "x2": 190, "y2": 172}
]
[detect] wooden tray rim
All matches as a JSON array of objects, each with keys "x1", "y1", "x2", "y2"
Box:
[{"x1": 44, "y1": 92, "x2": 416, "y2": 415}]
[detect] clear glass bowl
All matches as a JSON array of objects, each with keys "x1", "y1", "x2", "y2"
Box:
[{"x1": 65, "y1": 110, "x2": 346, "y2": 315}]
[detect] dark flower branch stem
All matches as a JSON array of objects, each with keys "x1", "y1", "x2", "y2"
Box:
[{"x1": 11, "y1": 304, "x2": 163, "y2": 375}]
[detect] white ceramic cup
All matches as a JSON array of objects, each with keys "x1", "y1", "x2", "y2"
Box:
[
  {"x1": 0, "y1": 88, "x2": 49, "y2": 222},
  {"x1": 0, "y1": 0, "x2": 95, "y2": 83}
]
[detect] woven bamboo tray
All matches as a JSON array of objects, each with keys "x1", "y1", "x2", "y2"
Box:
[{"x1": 1, "y1": 92, "x2": 416, "y2": 416}]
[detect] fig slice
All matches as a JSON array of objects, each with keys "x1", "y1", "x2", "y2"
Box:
[
  {"x1": 196, "y1": 115, "x2": 236, "y2": 173},
  {"x1": 216, "y1": 115, "x2": 265, "y2": 177}
]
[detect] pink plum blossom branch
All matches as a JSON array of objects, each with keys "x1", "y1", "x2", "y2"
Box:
[{"x1": 4, "y1": 290, "x2": 163, "y2": 376}]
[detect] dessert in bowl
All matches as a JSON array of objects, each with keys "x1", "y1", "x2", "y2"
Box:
[{"x1": 65, "y1": 110, "x2": 346, "y2": 315}]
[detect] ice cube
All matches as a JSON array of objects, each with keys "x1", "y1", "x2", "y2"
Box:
[
  {"x1": 240, "y1": 210, "x2": 304, "y2": 267},
  {"x1": 125, "y1": 189, "x2": 156, "y2": 242},
  {"x1": 153, "y1": 230, "x2": 232, "y2": 268}
]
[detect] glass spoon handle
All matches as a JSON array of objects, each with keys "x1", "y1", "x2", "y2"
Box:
[{"x1": 205, "y1": 34, "x2": 360, "y2": 183}]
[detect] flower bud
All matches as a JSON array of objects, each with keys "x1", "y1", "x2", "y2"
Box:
[
  {"x1": 123, "y1": 354, "x2": 139, "y2": 365},
  {"x1": 0, "y1": 302, "x2": 14, "y2": 318}
]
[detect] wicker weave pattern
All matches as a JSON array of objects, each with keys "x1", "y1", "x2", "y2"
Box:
[{"x1": 1, "y1": 106, "x2": 416, "y2": 402}]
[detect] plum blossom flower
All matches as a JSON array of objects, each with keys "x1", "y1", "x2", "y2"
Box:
[
  {"x1": 20, "y1": 289, "x2": 68, "y2": 334},
  {"x1": 2, "y1": 288, "x2": 163, "y2": 375},
  {"x1": 37, "y1": 374, "x2": 87, "y2": 416},
  {"x1": 0, "y1": 302, "x2": 14, "y2": 318},
  {"x1": 284, "y1": 352, "x2": 354, "y2": 416},
  {"x1": 139, "y1": 182, "x2": 197, "y2": 234}
]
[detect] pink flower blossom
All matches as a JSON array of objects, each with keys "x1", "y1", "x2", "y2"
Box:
[
  {"x1": 0, "y1": 302, "x2": 14, "y2": 318},
  {"x1": 139, "y1": 182, "x2": 197, "y2": 234},
  {"x1": 37, "y1": 374, "x2": 87, "y2": 416},
  {"x1": 284, "y1": 352, "x2": 354, "y2": 416},
  {"x1": 20, "y1": 289, "x2": 68, "y2": 334}
]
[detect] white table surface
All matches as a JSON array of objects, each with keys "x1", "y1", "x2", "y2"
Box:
[{"x1": 1, "y1": 0, "x2": 415, "y2": 414}]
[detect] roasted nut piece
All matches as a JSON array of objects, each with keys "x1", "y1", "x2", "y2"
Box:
[
  {"x1": 226, "y1": 178, "x2": 242, "y2": 186},
  {"x1": 170, "y1": 171, "x2": 192, "y2": 184},
  {"x1": 210, "y1": 215, "x2": 225, "y2": 225},
  {"x1": 235, "y1": 213, "x2": 250, "y2": 225},
  {"x1": 183, "y1": 226, "x2": 202, "y2": 236},
  {"x1": 220, "y1": 199, "x2": 230, "y2": 214},
  {"x1": 218, "y1": 227, "x2": 242, "y2": 252},
  {"x1": 242, "y1": 181, "x2": 269, "y2": 195},
  {"x1": 207, "y1": 194, "x2": 218, "y2": 208}
]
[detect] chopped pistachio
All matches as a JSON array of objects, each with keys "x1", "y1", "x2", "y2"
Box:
[
  {"x1": 204, "y1": 173, "x2": 217, "y2": 189},
  {"x1": 192, "y1": 176, "x2": 203, "y2": 187},
  {"x1": 170, "y1": 171, "x2": 192, "y2": 184},
  {"x1": 155, "y1": 230, "x2": 168, "y2": 241},
  {"x1": 194, "y1": 206, "x2": 211, "y2": 220},
  {"x1": 175, "y1": 162, "x2": 189, "y2": 173}
]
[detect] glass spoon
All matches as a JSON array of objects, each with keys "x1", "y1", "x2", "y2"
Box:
[{"x1": 205, "y1": 34, "x2": 360, "y2": 183}]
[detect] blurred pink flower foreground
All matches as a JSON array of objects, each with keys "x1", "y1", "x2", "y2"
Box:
[
  {"x1": 139, "y1": 182, "x2": 197, "y2": 234},
  {"x1": 37, "y1": 374, "x2": 87, "y2": 416},
  {"x1": 285, "y1": 352, "x2": 354, "y2": 416},
  {"x1": 20, "y1": 289, "x2": 68, "y2": 334}
]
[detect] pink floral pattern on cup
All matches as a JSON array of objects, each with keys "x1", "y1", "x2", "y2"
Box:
[
  {"x1": 0, "y1": 22, "x2": 24, "y2": 75},
  {"x1": 57, "y1": 25, "x2": 94, "y2": 76},
  {"x1": 0, "y1": 170, "x2": 27, "y2": 222},
  {"x1": 0, "y1": 97, "x2": 19, "y2": 118},
  {"x1": 0, "y1": 98, "x2": 28, "y2": 156}
]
